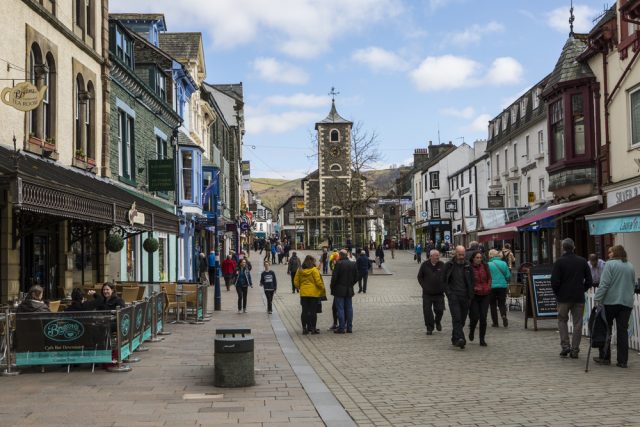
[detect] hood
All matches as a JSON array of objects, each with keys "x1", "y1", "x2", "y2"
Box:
[{"x1": 297, "y1": 267, "x2": 318, "y2": 279}]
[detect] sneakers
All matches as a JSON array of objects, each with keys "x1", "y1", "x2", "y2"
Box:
[
  {"x1": 311, "y1": 329, "x2": 320, "y2": 334},
  {"x1": 593, "y1": 357, "x2": 611, "y2": 365},
  {"x1": 435, "y1": 322, "x2": 442, "y2": 332},
  {"x1": 237, "y1": 309, "x2": 242, "y2": 313},
  {"x1": 569, "y1": 349, "x2": 579, "y2": 359},
  {"x1": 243, "y1": 309, "x2": 247, "y2": 313},
  {"x1": 559, "y1": 348, "x2": 571, "y2": 358},
  {"x1": 268, "y1": 311, "x2": 273, "y2": 314}
]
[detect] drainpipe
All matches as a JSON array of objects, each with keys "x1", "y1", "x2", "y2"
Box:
[{"x1": 101, "y1": 0, "x2": 110, "y2": 179}]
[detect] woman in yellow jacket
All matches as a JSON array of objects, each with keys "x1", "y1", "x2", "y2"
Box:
[{"x1": 294, "y1": 255, "x2": 326, "y2": 335}]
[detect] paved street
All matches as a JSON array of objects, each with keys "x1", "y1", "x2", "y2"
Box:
[{"x1": 273, "y1": 251, "x2": 640, "y2": 427}]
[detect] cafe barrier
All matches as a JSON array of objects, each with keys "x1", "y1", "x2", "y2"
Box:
[{"x1": 15, "y1": 311, "x2": 112, "y2": 366}]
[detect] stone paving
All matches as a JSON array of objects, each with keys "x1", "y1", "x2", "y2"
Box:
[
  {"x1": 0, "y1": 280, "x2": 326, "y2": 427},
  {"x1": 273, "y1": 250, "x2": 640, "y2": 427}
]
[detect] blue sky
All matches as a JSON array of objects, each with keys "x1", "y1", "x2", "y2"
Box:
[{"x1": 110, "y1": 0, "x2": 611, "y2": 179}]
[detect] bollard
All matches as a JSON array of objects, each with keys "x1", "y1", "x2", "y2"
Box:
[{"x1": 214, "y1": 328, "x2": 254, "y2": 387}]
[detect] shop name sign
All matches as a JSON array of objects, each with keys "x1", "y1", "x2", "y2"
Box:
[
  {"x1": 128, "y1": 202, "x2": 145, "y2": 226},
  {"x1": 148, "y1": 159, "x2": 175, "y2": 192},
  {"x1": 1, "y1": 82, "x2": 47, "y2": 112}
]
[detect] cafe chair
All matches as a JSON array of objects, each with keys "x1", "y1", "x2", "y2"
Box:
[
  {"x1": 121, "y1": 287, "x2": 139, "y2": 304},
  {"x1": 182, "y1": 284, "x2": 198, "y2": 318},
  {"x1": 136, "y1": 285, "x2": 146, "y2": 301},
  {"x1": 162, "y1": 283, "x2": 186, "y2": 320},
  {"x1": 507, "y1": 284, "x2": 524, "y2": 312},
  {"x1": 48, "y1": 300, "x2": 61, "y2": 313}
]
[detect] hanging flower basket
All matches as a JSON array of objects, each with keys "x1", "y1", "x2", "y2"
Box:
[
  {"x1": 106, "y1": 234, "x2": 124, "y2": 252},
  {"x1": 143, "y1": 236, "x2": 159, "y2": 253}
]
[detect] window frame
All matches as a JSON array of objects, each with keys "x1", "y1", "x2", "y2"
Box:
[
  {"x1": 630, "y1": 86, "x2": 640, "y2": 148},
  {"x1": 429, "y1": 171, "x2": 440, "y2": 190},
  {"x1": 430, "y1": 199, "x2": 441, "y2": 219}
]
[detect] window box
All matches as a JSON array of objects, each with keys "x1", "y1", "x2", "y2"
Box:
[
  {"x1": 27, "y1": 135, "x2": 43, "y2": 151},
  {"x1": 510, "y1": 167, "x2": 519, "y2": 173},
  {"x1": 43, "y1": 139, "x2": 56, "y2": 152},
  {"x1": 86, "y1": 157, "x2": 96, "y2": 166}
]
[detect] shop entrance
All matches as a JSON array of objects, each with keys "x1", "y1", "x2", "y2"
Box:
[{"x1": 21, "y1": 232, "x2": 58, "y2": 300}]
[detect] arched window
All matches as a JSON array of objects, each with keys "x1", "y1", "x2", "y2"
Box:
[
  {"x1": 86, "y1": 81, "x2": 95, "y2": 159},
  {"x1": 329, "y1": 164, "x2": 342, "y2": 172},
  {"x1": 75, "y1": 74, "x2": 85, "y2": 153},
  {"x1": 44, "y1": 53, "x2": 56, "y2": 142},
  {"x1": 330, "y1": 129, "x2": 339, "y2": 142},
  {"x1": 28, "y1": 43, "x2": 43, "y2": 137}
]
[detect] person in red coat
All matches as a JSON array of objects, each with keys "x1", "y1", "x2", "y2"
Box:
[
  {"x1": 221, "y1": 254, "x2": 237, "y2": 291},
  {"x1": 468, "y1": 250, "x2": 492, "y2": 346}
]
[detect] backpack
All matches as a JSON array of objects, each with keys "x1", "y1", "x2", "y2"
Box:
[{"x1": 289, "y1": 257, "x2": 300, "y2": 273}]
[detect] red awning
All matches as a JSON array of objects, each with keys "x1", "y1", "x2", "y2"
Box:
[{"x1": 478, "y1": 202, "x2": 591, "y2": 242}]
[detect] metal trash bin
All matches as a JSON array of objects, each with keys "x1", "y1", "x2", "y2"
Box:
[{"x1": 214, "y1": 328, "x2": 254, "y2": 387}]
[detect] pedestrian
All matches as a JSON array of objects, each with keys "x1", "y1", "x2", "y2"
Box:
[
  {"x1": 501, "y1": 243, "x2": 516, "y2": 270},
  {"x1": 592, "y1": 245, "x2": 636, "y2": 368},
  {"x1": 550, "y1": 238, "x2": 593, "y2": 358},
  {"x1": 260, "y1": 261, "x2": 277, "y2": 314},
  {"x1": 375, "y1": 244, "x2": 385, "y2": 268},
  {"x1": 284, "y1": 243, "x2": 291, "y2": 263},
  {"x1": 208, "y1": 250, "x2": 217, "y2": 287},
  {"x1": 329, "y1": 249, "x2": 339, "y2": 271},
  {"x1": 270, "y1": 242, "x2": 277, "y2": 264},
  {"x1": 17, "y1": 285, "x2": 50, "y2": 313},
  {"x1": 221, "y1": 254, "x2": 237, "y2": 291},
  {"x1": 468, "y1": 250, "x2": 492, "y2": 346},
  {"x1": 294, "y1": 255, "x2": 326, "y2": 335},
  {"x1": 235, "y1": 259, "x2": 253, "y2": 313},
  {"x1": 264, "y1": 240, "x2": 271, "y2": 261},
  {"x1": 277, "y1": 242, "x2": 284, "y2": 264},
  {"x1": 487, "y1": 249, "x2": 511, "y2": 328},
  {"x1": 464, "y1": 241, "x2": 479, "y2": 263},
  {"x1": 320, "y1": 248, "x2": 329, "y2": 274},
  {"x1": 356, "y1": 250, "x2": 371, "y2": 293},
  {"x1": 415, "y1": 243, "x2": 423, "y2": 263},
  {"x1": 588, "y1": 253, "x2": 606, "y2": 288},
  {"x1": 330, "y1": 250, "x2": 358, "y2": 334},
  {"x1": 417, "y1": 249, "x2": 445, "y2": 335},
  {"x1": 390, "y1": 239, "x2": 396, "y2": 259},
  {"x1": 198, "y1": 253, "x2": 209, "y2": 286},
  {"x1": 287, "y1": 251, "x2": 301, "y2": 293},
  {"x1": 443, "y1": 245, "x2": 474, "y2": 349}
]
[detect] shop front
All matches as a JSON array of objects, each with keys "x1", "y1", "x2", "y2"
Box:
[{"x1": 422, "y1": 219, "x2": 452, "y2": 249}]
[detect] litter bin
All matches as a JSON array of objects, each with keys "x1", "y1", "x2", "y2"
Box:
[{"x1": 214, "y1": 328, "x2": 254, "y2": 387}]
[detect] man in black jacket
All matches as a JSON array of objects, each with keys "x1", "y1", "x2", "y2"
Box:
[
  {"x1": 443, "y1": 245, "x2": 474, "y2": 349},
  {"x1": 356, "y1": 250, "x2": 371, "y2": 293},
  {"x1": 330, "y1": 250, "x2": 358, "y2": 333},
  {"x1": 417, "y1": 249, "x2": 446, "y2": 335},
  {"x1": 551, "y1": 238, "x2": 593, "y2": 359}
]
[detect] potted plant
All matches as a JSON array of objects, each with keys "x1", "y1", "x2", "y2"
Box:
[
  {"x1": 43, "y1": 137, "x2": 56, "y2": 151},
  {"x1": 106, "y1": 234, "x2": 124, "y2": 252},
  {"x1": 143, "y1": 236, "x2": 159, "y2": 253},
  {"x1": 75, "y1": 148, "x2": 85, "y2": 159}
]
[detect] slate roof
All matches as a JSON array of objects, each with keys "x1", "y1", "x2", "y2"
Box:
[
  {"x1": 210, "y1": 84, "x2": 244, "y2": 103},
  {"x1": 542, "y1": 34, "x2": 594, "y2": 97},
  {"x1": 203, "y1": 83, "x2": 239, "y2": 127},
  {"x1": 316, "y1": 100, "x2": 352, "y2": 126},
  {"x1": 159, "y1": 32, "x2": 202, "y2": 61},
  {"x1": 109, "y1": 13, "x2": 165, "y2": 22},
  {"x1": 589, "y1": 5, "x2": 616, "y2": 36}
]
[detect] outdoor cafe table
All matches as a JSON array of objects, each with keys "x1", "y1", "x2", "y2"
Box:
[{"x1": 172, "y1": 289, "x2": 194, "y2": 324}]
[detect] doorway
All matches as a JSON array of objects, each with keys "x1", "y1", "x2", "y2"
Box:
[{"x1": 22, "y1": 233, "x2": 58, "y2": 300}]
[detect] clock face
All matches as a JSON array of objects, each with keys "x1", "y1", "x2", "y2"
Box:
[{"x1": 330, "y1": 146, "x2": 340, "y2": 157}]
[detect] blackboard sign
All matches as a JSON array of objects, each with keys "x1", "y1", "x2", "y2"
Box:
[
  {"x1": 15, "y1": 312, "x2": 112, "y2": 366},
  {"x1": 525, "y1": 264, "x2": 558, "y2": 330},
  {"x1": 148, "y1": 159, "x2": 175, "y2": 192},
  {"x1": 118, "y1": 305, "x2": 134, "y2": 362}
]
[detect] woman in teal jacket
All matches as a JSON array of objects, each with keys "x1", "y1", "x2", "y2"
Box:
[
  {"x1": 487, "y1": 249, "x2": 511, "y2": 328},
  {"x1": 593, "y1": 245, "x2": 636, "y2": 368}
]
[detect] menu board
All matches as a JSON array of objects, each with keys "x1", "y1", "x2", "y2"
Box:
[{"x1": 525, "y1": 264, "x2": 557, "y2": 330}]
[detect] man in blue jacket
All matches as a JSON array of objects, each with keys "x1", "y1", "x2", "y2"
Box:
[{"x1": 356, "y1": 250, "x2": 371, "y2": 293}]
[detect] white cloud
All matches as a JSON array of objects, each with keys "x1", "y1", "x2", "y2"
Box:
[
  {"x1": 469, "y1": 114, "x2": 491, "y2": 133},
  {"x1": 352, "y1": 46, "x2": 410, "y2": 72},
  {"x1": 449, "y1": 21, "x2": 504, "y2": 47},
  {"x1": 440, "y1": 106, "x2": 476, "y2": 119},
  {"x1": 547, "y1": 5, "x2": 599, "y2": 33},
  {"x1": 485, "y1": 57, "x2": 524, "y2": 86},
  {"x1": 264, "y1": 93, "x2": 330, "y2": 108},
  {"x1": 410, "y1": 55, "x2": 523, "y2": 92},
  {"x1": 245, "y1": 109, "x2": 318, "y2": 135},
  {"x1": 252, "y1": 58, "x2": 309, "y2": 85},
  {"x1": 109, "y1": 0, "x2": 404, "y2": 59},
  {"x1": 410, "y1": 55, "x2": 480, "y2": 91}
]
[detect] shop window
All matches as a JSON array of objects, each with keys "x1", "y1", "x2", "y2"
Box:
[
  {"x1": 158, "y1": 236, "x2": 167, "y2": 281},
  {"x1": 126, "y1": 236, "x2": 138, "y2": 281},
  {"x1": 631, "y1": 88, "x2": 640, "y2": 148},
  {"x1": 70, "y1": 229, "x2": 97, "y2": 286},
  {"x1": 118, "y1": 109, "x2": 135, "y2": 180},
  {"x1": 551, "y1": 100, "x2": 564, "y2": 162},
  {"x1": 572, "y1": 94, "x2": 585, "y2": 155}
]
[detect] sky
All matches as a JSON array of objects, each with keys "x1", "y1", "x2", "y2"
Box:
[{"x1": 109, "y1": 0, "x2": 612, "y2": 180}]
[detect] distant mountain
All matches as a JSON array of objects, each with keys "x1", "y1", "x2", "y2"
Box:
[{"x1": 251, "y1": 167, "x2": 411, "y2": 212}]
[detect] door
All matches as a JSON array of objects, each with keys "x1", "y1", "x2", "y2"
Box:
[{"x1": 22, "y1": 234, "x2": 57, "y2": 300}]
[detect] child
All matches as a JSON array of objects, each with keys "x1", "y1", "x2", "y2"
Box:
[{"x1": 260, "y1": 261, "x2": 277, "y2": 314}]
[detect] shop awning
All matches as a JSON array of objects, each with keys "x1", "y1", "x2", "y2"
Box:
[
  {"x1": 586, "y1": 195, "x2": 640, "y2": 235},
  {"x1": 0, "y1": 148, "x2": 179, "y2": 234},
  {"x1": 478, "y1": 199, "x2": 596, "y2": 242}
]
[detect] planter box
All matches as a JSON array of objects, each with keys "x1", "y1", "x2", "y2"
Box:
[{"x1": 26, "y1": 136, "x2": 43, "y2": 154}]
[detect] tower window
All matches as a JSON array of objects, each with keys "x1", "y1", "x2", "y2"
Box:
[
  {"x1": 330, "y1": 129, "x2": 339, "y2": 142},
  {"x1": 329, "y1": 164, "x2": 342, "y2": 172}
]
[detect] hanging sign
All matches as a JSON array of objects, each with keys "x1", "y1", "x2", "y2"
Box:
[{"x1": 1, "y1": 82, "x2": 47, "y2": 112}]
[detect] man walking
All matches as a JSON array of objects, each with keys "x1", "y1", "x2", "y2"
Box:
[
  {"x1": 356, "y1": 250, "x2": 371, "y2": 293},
  {"x1": 588, "y1": 253, "x2": 605, "y2": 288},
  {"x1": 551, "y1": 238, "x2": 593, "y2": 359},
  {"x1": 415, "y1": 243, "x2": 423, "y2": 263},
  {"x1": 287, "y1": 251, "x2": 301, "y2": 293},
  {"x1": 330, "y1": 250, "x2": 358, "y2": 334},
  {"x1": 417, "y1": 249, "x2": 446, "y2": 335},
  {"x1": 443, "y1": 245, "x2": 474, "y2": 349}
]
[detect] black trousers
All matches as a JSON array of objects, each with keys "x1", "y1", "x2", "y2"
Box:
[
  {"x1": 599, "y1": 304, "x2": 633, "y2": 364},
  {"x1": 358, "y1": 274, "x2": 368, "y2": 292},
  {"x1": 236, "y1": 286, "x2": 248, "y2": 311},
  {"x1": 469, "y1": 294, "x2": 490, "y2": 341},
  {"x1": 489, "y1": 288, "x2": 507, "y2": 325},
  {"x1": 264, "y1": 290, "x2": 274, "y2": 312},
  {"x1": 332, "y1": 298, "x2": 338, "y2": 326},
  {"x1": 447, "y1": 293, "x2": 470, "y2": 344},
  {"x1": 290, "y1": 273, "x2": 297, "y2": 292},
  {"x1": 422, "y1": 294, "x2": 445, "y2": 332},
  {"x1": 300, "y1": 297, "x2": 319, "y2": 332}
]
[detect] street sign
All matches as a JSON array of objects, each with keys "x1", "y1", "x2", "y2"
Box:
[
  {"x1": 420, "y1": 210, "x2": 428, "y2": 218},
  {"x1": 444, "y1": 200, "x2": 457, "y2": 212},
  {"x1": 239, "y1": 222, "x2": 249, "y2": 231}
]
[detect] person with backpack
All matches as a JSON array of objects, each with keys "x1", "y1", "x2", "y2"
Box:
[
  {"x1": 287, "y1": 251, "x2": 301, "y2": 293},
  {"x1": 487, "y1": 249, "x2": 511, "y2": 328},
  {"x1": 468, "y1": 250, "x2": 492, "y2": 346}
]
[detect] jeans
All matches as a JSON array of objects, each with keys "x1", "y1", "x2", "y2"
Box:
[
  {"x1": 300, "y1": 297, "x2": 319, "y2": 332},
  {"x1": 335, "y1": 296, "x2": 353, "y2": 332},
  {"x1": 264, "y1": 290, "x2": 274, "y2": 312},
  {"x1": 322, "y1": 261, "x2": 328, "y2": 274},
  {"x1": 422, "y1": 294, "x2": 445, "y2": 332},
  {"x1": 290, "y1": 273, "x2": 297, "y2": 292},
  {"x1": 447, "y1": 293, "x2": 470, "y2": 344},
  {"x1": 236, "y1": 286, "x2": 248, "y2": 311},
  {"x1": 271, "y1": 252, "x2": 276, "y2": 264},
  {"x1": 332, "y1": 298, "x2": 337, "y2": 327},
  {"x1": 358, "y1": 273, "x2": 368, "y2": 293},
  {"x1": 598, "y1": 304, "x2": 632, "y2": 364},
  {"x1": 469, "y1": 294, "x2": 490, "y2": 341},
  {"x1": 489, "y1": 288, "x2": 507, "y2": 325},
  {"x1": 557, "y1": 302, "x2": 585, "y2": 351}
]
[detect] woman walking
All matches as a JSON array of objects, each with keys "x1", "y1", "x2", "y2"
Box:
[
  {"x1": 593, "y1": 245, "x2": 636, "y2": 368},
  {"x1": 468, "y1": 250, "x2": 492, "y2": 346},
  {"x1": 235, "y1": 259, "x2": 253, "y2": 313},
  {"x1": 488, "y1": 249, "x2": 511, "y2": 327},
  {"x1": 294, "y1": 255, "x2": 326, "y2": 335}
]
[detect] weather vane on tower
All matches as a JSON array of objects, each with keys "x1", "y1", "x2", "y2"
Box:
[
  {"x1": 329, "y1": 86, "x2": 340, "y2": 102},
  {"x1": 569, "y1": 0, "x2": 575, "y2": 36}
]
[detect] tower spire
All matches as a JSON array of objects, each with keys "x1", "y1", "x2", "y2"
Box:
[
  {"x1": 569, "y1": 0, "x2": 575, "y2": 36},
  {"x1": 328, "y1": 86, "x2": 340, "y2": 103}
]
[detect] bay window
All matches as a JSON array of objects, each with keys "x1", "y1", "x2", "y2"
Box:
[
  {"x1": 572, "y1": 94, "x2": 585, "y2": 155},
  {"x1": 551, "y1": 100, "x2": 564, "y2": 162}
]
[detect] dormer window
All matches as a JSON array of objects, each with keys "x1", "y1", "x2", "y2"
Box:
[
  {"x1": 330, "y1": 129, "x2": 339, "y2": 142},
  {"x1": 511, "y1": 105, "x2": 518, "y2": 124},
  {"x1": 502, "y1": 113, "x2": 508, "y2": 130},
  {"x1": 520, "y1": 97, "x2": 528, "y2": 118},
  {"x1": 533, "y1": 88, "x2": 541, "y2": 109},
  {"x1": 115, "y1": 26, "x2": 132, "y2": 67},
  {"x1": 155, "y1": 68, "x2": 166, "y2": 100}
]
